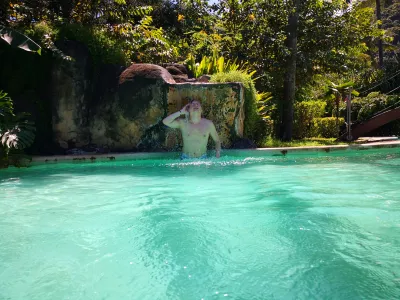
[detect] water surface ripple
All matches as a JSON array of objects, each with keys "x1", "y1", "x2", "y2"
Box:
[{"x1": 1, "y1": 150, "x2": 400, "y2": 300}]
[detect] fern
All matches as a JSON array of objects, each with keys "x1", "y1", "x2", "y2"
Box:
[{"x1": 0, "y1": 91, "x2": 14, "y2": 117}]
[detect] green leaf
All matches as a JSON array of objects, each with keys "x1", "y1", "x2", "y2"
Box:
[
  {"x1": 0, "y1": 26, "x2": 42, "y2": 55},
  {"x1": 338, "y1": 81, "x2": 355, "y2": 89}
]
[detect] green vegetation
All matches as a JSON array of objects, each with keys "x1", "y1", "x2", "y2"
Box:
[
  {"x1": 186, "y1": 51, "x2": 250, "y2": 78},
  {"x1": 210, "y1": 70, "x2": 272, "y2": 145},
  {"x1": 0, "y1": 91, "x2": 35, "y2": 168},
  {"x1": 351, "y1": 93, "x2": 400, "y2": 121},
  {"x1": 311, "y1": 117, "x2": 345, "y2": 138},
  {"x1": 0, "y1": 25, "x2": 42, "y2": 54},
  {"x1": 293, "y1": 101, "x2": 327, "y2": 139},
  {"x1": 261, "y1": 138, "x2": 347, "y2": 148}
]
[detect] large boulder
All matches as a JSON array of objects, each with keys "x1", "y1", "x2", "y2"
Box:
[
  {"x1": 119, "y1": 63, "x2": 175, "y2": 85},
  {"x1": 90, "y1": 64, "x2": 176, "y2": 151},
  {"x1": 118, "y1": 64, "x2": 175, "y2": 119},
  {"x1": 163, "y1": 63, "x2": 196, "y2": 83}
]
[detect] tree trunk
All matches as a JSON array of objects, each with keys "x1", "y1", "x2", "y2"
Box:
[
  {"x1": 280, "y1": 0, "x2": 300, "y2": 141},
  {"x1": 376, "y1": 0, "x2": 384, "y2": 68}
]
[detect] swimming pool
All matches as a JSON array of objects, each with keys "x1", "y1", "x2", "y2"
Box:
[{"x1": 1, "y1": 148, "x2": 400, "y2": 299}]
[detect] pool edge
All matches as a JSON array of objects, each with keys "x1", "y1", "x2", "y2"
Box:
[{"x1": 31, "y1": 140, "x2": 400, "y2": 163}]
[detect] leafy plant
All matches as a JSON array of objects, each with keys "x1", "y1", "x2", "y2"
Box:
[
  {"x1": 186, "y1": 50, "x2": 250, "y2": 78},
  {"x1": 1, "y1": 113, "x2": 36, "y2": 149},
  {"x1": 0, "y1": 25, "x2": 41, "y2": 54},
  {"x1": 0, "y1": 90, "x2": 14, "y2": 117},
  {"x1": 210, "y1": 70, "x2": 270, "y2": 144},
  {"x1": 23, "y1": 21, "x2": 71, "y2": 61},
  {"x1": 351, "y1": 92, "x2": 400, "y2": 121},
  {"x1": 257, "y1": 92, "x2": 274, "y2": 121},
  {"x1": 293, "y1": 101, "x2": 326, "y2": 139},
  {"x1": 58, "y1": 24, "x2": 128, "y2": 65},
  {"x1": 310, "y1": 117, "x2": 345, "y2": 138},
  {"x1": 0, "y1": 91, "x2": 36, "y2": 168},
  {"x1": 58, "y1": 5, "x2": 177, "y2": 66},
  {"x1": 261, "y1": 137, "x2": 345, "y2": 148}
]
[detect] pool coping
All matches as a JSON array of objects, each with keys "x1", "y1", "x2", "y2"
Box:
[{"x1": 31, "y1": 140, "x2": 400, "y2": 162}]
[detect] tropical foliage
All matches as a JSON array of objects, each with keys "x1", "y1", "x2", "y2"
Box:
[
  {"x1": 0, "y1": 91, "x2": 36, "y2": 167},
  {"x1": 0, "y1": 25, "x2": 41, "y2": 54},
  {"x1": 210, "y1": 70, "x2": 272, "y2": 144}
]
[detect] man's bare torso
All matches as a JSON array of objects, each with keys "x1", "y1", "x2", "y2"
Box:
[{"x1": 180, "y1": 118, "x2": 212, "y2": 157}]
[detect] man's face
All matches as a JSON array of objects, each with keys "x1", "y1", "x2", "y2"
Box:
[{"x1": 188, "y1": 100, "x2": 202, "y2": 114}]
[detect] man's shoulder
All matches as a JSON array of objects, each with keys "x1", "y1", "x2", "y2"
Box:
[
  {"x1": 201, "y1": 118, "x2": 214, "y2": 125},
  {"x1": 200, "y1": 118, "x2": 216, "y2": 131}
]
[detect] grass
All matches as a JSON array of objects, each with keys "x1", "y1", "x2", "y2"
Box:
[{"x1": 260, "y1": 137, "x2": 348, "y2": 148}]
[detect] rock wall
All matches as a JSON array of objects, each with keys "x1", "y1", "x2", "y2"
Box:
[
  {"x1": 52, "y1": 41, "x2": 93, "y2": 149},
  {"x1": 52, "y1": 60, "x2": 245, "y2": 153}
]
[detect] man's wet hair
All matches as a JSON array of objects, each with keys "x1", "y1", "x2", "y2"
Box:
[{"x1": 187, "y1": 98, "x2": 200, "y2": 104}]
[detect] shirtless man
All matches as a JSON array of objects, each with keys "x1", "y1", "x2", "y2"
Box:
[{"x1": 162, "y1": 100, "x2": 221, "y2": 158}]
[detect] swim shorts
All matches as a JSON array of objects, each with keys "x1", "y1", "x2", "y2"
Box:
[{"x1": 180, "y1": 153, "x2": 208, "y2": 160}]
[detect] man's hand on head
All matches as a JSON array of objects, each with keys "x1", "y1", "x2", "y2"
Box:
[{"x1": 180, "y1": 103, "x2": 190, "y2": 116}]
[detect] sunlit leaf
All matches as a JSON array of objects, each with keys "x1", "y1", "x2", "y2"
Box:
[{"x1": 0, "y1": 26, "x2": 41, "y2": 54}]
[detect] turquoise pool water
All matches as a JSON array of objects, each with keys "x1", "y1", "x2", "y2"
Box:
[{"x1": 1, "y1": 149, "x2": 400, "y2": 300}]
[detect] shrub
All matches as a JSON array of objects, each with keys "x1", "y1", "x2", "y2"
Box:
[
  {"x1": 293, "y1": 101, "x2": 326, "y2": 139},
  {"x1": 0, "y1": 91, "x2": 35, "y2": 168},
  {"x1": 210, "y1": 70, "x2": 269, "y2": 145},
  {"x1": 58, "y1": 24, "x2": 128, "y2": 66},
  {"x1": 310, "y1": 117, "x2": 344, "y2": 138},
  {"x1": 354, "y1": 93, "x2": 400, "y2": 121},
  {"x1": 186, "y1": 51, "x2": 250, "y2": 78},
  {"x1": 24, "y1": 21, "x2": 58, "y2": 45},
  {"x1": 347, "y1": 92, "x2": 400, "y2": 136}
]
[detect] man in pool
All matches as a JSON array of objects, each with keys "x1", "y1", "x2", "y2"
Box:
[{"x1": 162, "y1": 99, "x2": 221, "y2": 159}]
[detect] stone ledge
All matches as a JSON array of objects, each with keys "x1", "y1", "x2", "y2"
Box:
[{"x1": 31, "y1": 140, "x2": 400, "y2": 163}]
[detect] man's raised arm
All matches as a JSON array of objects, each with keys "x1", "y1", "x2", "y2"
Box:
[{"x1": 162, "y1": 105, "x2": 188, "y2": 128}]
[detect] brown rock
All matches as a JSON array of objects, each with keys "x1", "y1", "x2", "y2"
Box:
[
  {"x1": 172, "y1": 74, "x2": 197, "y2": 83},
  {"x1": 163, "y1": 63, "x2": 189, "y2": 75},
  {"x1": 197, "y1": 75, "x2": 211, "y2": 83},
  {"x1": 166, "y1": 66, "x2": 184, "y2": 75},
  {"x1": 119, "y1": 63, "x2": 175, "y2": 85}
]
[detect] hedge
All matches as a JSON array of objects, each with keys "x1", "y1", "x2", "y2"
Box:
[
  {"x1": 293, "y1": 101, "x2": 326, "y2": 139},
  {"x1": 310, "y1": 117, "x2": 345, "y2": 138}
]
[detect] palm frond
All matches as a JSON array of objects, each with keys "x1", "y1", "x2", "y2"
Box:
[
  {"x1": 0, "y1": 115, "x2": 36, "y2": 150},
  {"x1": 0, "y1": 26, "x2": 41, "y2": 55}
]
